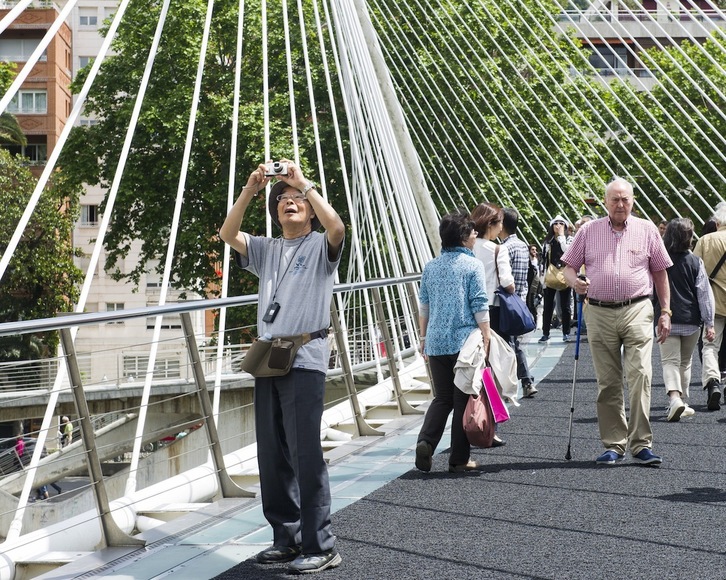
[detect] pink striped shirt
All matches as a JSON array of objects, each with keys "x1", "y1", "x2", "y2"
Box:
[{"x1": 561, "y1": 216, "x2": 672, "y2": 302}]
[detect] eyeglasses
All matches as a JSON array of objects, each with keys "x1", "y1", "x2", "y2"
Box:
[{"x1": 276, "y1": 193, "x2": 307, "y2": 202}]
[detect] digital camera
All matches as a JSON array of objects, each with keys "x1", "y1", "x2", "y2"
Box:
[{"x1": 264, "y1": 161, "x2": 289, "y2": 177}]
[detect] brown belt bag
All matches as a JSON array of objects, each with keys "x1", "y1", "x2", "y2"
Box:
[{"x1": 240, "y1": 328, "x2": 327, "y2": 378}]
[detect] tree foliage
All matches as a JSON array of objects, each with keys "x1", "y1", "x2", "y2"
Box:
[
  {"x1": 0, "y1": 149, "x2": 84, "y2": 356},
  {"x1": 1, "y1": 61, "x2": 83, "y2": 358}
]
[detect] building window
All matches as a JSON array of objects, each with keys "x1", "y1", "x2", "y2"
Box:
[
  {"x1": 78, "y1": 56, "x2": 94, "y2": 69},
  {"x1": 146, "y1": 260, "x2": 161, "y2": 288},
  {"x1": 588, "y1": 45, "x2": 629, "y2": 76},
  {"x1": 79, "y1": 8, "x2": 98, "y2": 27},
  {"x1": 146, "y1": 316, "x2": 182, "y2": 330},
  {"x1": 76, "y1": 254, "x2": 98, "y2": 276},
  {"x1": 0, "y1": 38, "x2": 47, "y2": 62},
  {"x1": 123, "y1": 355, "x2": 181, "y2": 379},
  {"x1": 7, "y1": 90, "x2": 47, "y2": 114},
  {"x1": 106, "y1": 302, "x2": 124, "y2": 324},
  {"x1": 2, "y1": 143, "x2": 47, "y2": 165},
  {"x1": 79, "y1": 118, "x2": 99, "y2": 126},
  {"x1": 80, "y1": 204, "x2": 99, "y2": 226}
]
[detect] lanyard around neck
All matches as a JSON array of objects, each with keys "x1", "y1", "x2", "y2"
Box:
[{"x1": 271, "y1": 233, "x2": 311, "y2": 302}]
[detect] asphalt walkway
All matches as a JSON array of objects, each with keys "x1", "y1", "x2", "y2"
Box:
[{"x1": 215, "y1": 332, "x2": 726, "y2": 580}]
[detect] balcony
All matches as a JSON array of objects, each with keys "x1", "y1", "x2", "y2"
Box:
[
  {"x1": 556, "y1": 8, "x2": 726, "y2": 41},
  {"x1": 0, "y1": 1, "x2": 54, "y2": 8}
]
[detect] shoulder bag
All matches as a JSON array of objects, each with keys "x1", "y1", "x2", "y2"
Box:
[
  {"x1": 709, "y1": 252, "x2": 726, "y2": 282},
  {"x1": 544, "y1": 262, "x2": 568, "y2": 291},
  {"x1": 494, "y1": 246, "x2": 536, "y2": 336},
  {"x1": 240, "y1": 328, "x2": 328, "y2": 378}
]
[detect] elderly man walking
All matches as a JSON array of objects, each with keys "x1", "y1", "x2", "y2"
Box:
[
  {"x1": 561, "y1": 178, "x2": 672, "y2": 466},
  {"x1": 694, "y1": 202, "x2": 726, "y2": 410}
]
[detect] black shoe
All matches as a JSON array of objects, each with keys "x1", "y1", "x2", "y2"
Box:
[
  {"x1": 255, "y1": 545, "x2": 302, "y2": 564},
  {"x1": 705, "y1": 378, "x2": 721, "y2": 411},
  {"x1": 415, "y1": 440, "x2": 433, "y2": 472},
  {"x1": 492, "y1": 435, "x2": 506, "y2": 447}
]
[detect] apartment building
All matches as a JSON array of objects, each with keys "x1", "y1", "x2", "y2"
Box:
[
  {"x1": 557, "y1": 0, "x2": 725, "y2": 90},
  {"x1": 0, "y1": 0, "x2": 71, "y2": 167}
]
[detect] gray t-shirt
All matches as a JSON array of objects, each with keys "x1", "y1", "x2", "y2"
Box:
[{"x1": 235, "y1": 231, "x2": 342, "y2": 374}]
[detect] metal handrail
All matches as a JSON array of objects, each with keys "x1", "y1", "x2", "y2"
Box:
[{"x1": 0, "y1": 274, "x2": 422, "y2": 337}]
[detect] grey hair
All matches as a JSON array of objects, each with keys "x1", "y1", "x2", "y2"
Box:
[
  {"x1": 605, "y1": 177, "x2": 634, "y2": 197},
  {"x1": 713, "y1": 201, "x2": 726, "y2": 226}
]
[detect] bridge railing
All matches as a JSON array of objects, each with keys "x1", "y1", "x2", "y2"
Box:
[
  {"x1": 0, "y1": 274, "x2": 425, "y2": 556},
  {"x1": 557, "y1": 9, "x2": 725, "y2": 23}
]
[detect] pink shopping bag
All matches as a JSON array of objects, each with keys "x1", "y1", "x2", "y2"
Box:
[{"x1": 482, "y1": 367, "x2": 510, "y2": 424}]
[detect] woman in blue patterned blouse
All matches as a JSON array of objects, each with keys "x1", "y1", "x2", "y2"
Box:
[{"x1": 415, "y1": 210, "x2": 491, "y2": 473}]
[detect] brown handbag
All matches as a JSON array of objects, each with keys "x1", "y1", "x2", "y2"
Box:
[
  {"x1": 544, "y1": 263, "x2": 567, "y2": 291},
  {"x1": 463, "y1": 389, "x2": 495, "y2": 448}
]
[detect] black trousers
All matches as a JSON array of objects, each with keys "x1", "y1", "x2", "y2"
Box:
[
  {"x1": 418, "y1": 353, "x2": 471, "y2": 466},
  {"x1": 255, "y1": 369, "x2": 335, "y2": 554},
  {"x1": 542, "y1": 286, "x2": 572, "y2": 337}
]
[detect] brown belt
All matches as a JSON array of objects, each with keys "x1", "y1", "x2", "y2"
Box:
[{"x1": 587, "y1": 295, "x2": 650, "y2": 309}]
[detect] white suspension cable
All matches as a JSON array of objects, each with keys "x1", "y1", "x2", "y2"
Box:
[
  {"x1": 281, "y1": 0, "x2": 300, "y2": 163},
  {"x1": 126, "y1": 0, "x2": 217, "y2": 496},
  {"x1": 4, "y1": 0, "x2": 134, "y2": 541},
  {"x1": 214, "y1": 0, "x2": 246, "y2": 419}
]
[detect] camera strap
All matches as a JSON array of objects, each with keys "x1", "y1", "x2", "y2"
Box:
[{"x1": 270, "y1": 232, "x2": 311, "y2": 303}]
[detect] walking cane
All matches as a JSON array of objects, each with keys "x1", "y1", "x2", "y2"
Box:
[{"x1": 565, "y1": 280, "x2": 586, "y2": 461}]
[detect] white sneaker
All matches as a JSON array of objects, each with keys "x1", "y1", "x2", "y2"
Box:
[
  {"x1": 682, "y1": 405, "x2": 695, "y2": 418},
  {"x1": 667, "y1": 397, "x2": 686, "y2": 422}
]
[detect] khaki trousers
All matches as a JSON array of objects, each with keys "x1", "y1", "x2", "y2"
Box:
[
  {"x1": 659, "y1": 330, "x2": 700, "y2": 401},
  {"x1": 585, "y1": 299, "x2": 654, "y2": 456},
  {"x1": 701, "y1": 314, "x2": 725, "y2": 386}
]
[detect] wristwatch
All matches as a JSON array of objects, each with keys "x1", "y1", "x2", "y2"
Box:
[
  {"x1": 660, "y1": 308, "x2": 673, "y2": 317},
  {"x1": 301, "y1": 182, "x2": 316, "y2": 196}
]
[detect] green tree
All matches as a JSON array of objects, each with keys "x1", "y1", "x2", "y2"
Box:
[
  {"x1": 0, "y1": 113, "x2": 26, "y2": 147},
  {"x1": 0, "y1": 149, "x2": 84, "y2": 355},
  {"x1": 1, "y1": 61, "x2": 83, "y2": 359}
]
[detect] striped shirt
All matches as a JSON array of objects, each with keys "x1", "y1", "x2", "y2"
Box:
[
  {"x1": 502, "y1": 234, "x2": 529, "y2": 300},
  {"x1": 561, "y1": 216, "x2": 672, "y2": 302}
]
